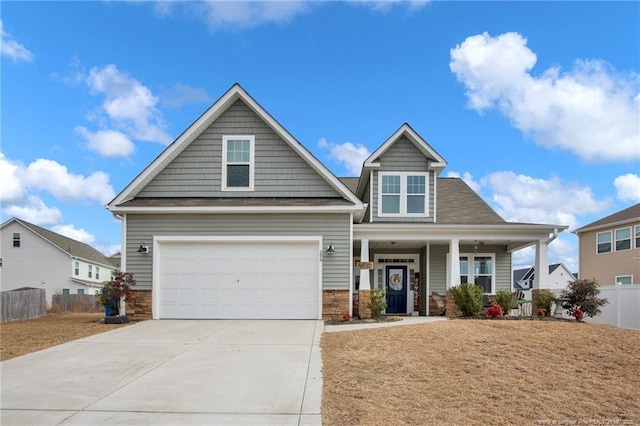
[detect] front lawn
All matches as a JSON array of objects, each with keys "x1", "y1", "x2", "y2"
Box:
[{"x1": 321, "y1": 320, "x2": 640, "y2": 425}]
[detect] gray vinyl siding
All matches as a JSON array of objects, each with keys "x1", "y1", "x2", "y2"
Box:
[
  {"x1": 428, "y1": 244, "x2": 512, "y2": 294},
  {"x1": 125, "y1": 213, "x2": 351, "y2": 291},
  {"x1": 138, "y1": 100, "x2": 340, "y2": 198},
  {"x1": 371, "y1": 138, "x2": 435, "y2": 223},
  {"x1": 0, "y1": 223, "x2": 73, "y2": 306}
]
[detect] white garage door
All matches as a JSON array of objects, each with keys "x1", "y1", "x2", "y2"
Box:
[{"x1": 157, "y1": 240, "x2": 320, "y2": 319}]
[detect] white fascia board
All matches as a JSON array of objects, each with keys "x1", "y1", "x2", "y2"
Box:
[
  {"x1": 353, "y1": 223, "x2": 567, "y2": 243},
  {"x1": 364, "y1": 124, "x2": 448, "y2": 168},
  {"x1": 237, "y1": 89, "x2": 363, "y2": 206},
  {"x1": 109, "y1": 83, "x2": 363, "y2": 209},
  {"x1": 109, "y1": 85, "x2": 243, "y2": 206},
  {"x1": 107, "y1": 205, "x2": 364, "y2": 215}
]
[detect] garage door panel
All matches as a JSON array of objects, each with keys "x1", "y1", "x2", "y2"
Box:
[{"x1": 158, "y1": 240, "x2": 320, "y2": 319}]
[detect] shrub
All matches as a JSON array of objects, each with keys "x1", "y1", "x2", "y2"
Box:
[
  {"x1": 494, "y1": 290, "x2": 514, "y2": 315},
  {"x1": 98, "y1": 272, "x2": 136, "y2": 316},
  {"x1": 561, "y1": 278, "x2": 608, "y2": 318},
  {"x1": 449, "y1": 283, "x2": 484, "y2": 316},
  {"x1": 533, "y1": 292, "x2": 555, "y2": 317},
  {"x1": 572, "y1": 308, "x2": 584, "y2": 321},
  {"x1": 486, "y1": 305, "x2": 504, "y2": 318},
  {"x1": 368, "y1": 289, "x2": 387, "y2": 318},
  {"x1": 537, "y1": 308, "x2": 546, "y2": 318},
  {"x1": 342, "y1": 312, "x2": 351, "y2": 322}
]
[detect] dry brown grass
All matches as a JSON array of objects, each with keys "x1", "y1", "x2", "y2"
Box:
[
  {"x1": 0, "y1": 313, "x2": 132, "y2": 361},
  {"x1": 321, "y1": 320, "x2": 640, "y2": 425}
]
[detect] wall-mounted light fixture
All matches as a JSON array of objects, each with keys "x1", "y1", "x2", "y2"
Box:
[
  {"x1": 137, "y1": 242, "x2": 149, "y2": 254},
  {"x1": 326, "y1": 244, "x2": 335, "y2": 254},
  {"x1": 473, "y1": 242, "x2": 479, "y2": 253}
]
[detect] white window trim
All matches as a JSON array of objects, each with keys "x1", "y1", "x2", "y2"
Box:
[
  {"x1": 614, "y1": 226, "x2": 631, "y2": 252},
  {"x1": 378, "y1": 172, "x2": 429, "y2": 217},
  {"x1": 446, "y1": 253, "x2": 496, "y2": 294},
  {"x1": 596, "y1": 230, "x2": 612, "y2": 254},
  {"x1": 635, "y1": 225, "x2": 640, "y2": 249},
  {"x1": 615, "y1": 275, "x2": 633, "y2": 285},
  {"x1": 222, "y1": 135, "x2": 255, "y2": 191}
]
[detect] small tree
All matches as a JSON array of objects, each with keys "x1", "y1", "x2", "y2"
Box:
[
  {"x1": 98, "y1": 272, "x2": 136, "y2": 316},
  {"x1": 561, "y1": 278, "x2": 608, "y2": 318},
  {"x1": 450, "y1": 283, "x2": 484, "y2": 316},
  {"x1": 368, "y1": 289, "x2": 387, "y2": 318}
]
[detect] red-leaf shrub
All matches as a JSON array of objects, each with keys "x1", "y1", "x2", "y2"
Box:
[
  {"x1": 486, "y1": 305, "x2": 504, "y2": 318},
  {"x1": 572, "y1": 308, "x2": 584, "y2": 321},
  {"x1": 537, "y1": 308, "x2": 546, "y2": 318},
  {"x1": 342, "y1": 312, "x2": 352, "y2": 322}
]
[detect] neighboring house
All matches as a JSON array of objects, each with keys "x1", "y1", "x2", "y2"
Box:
[
  {"x1": 513, "y1": 263, "x2": 575, "y2": 291},
  {"x1": 574, "y1": 203, "x2": 640, "y2": 286},
  {"x1": 106, "y1": 84, "x2": 567, "y2": 320},
  {"x1": 0, "y1": 218, "x2": 117, "y2": 306}
]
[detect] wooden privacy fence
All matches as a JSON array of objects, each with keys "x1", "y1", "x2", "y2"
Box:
[
  {"x1": 51, "y1": 294, "x2": 103, "y2": 313},
  {"x1": 1, "y1": 288, "x2": 46, "y2": 322},
  {"x1": 585, "y1": 284, "x2": 640, "y2": 330}
]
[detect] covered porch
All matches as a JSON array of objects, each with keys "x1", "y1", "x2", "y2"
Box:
[{"x1": 352, "y1": 224, "x2": 565, "y2": 317}]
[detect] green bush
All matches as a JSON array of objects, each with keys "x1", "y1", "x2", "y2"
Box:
[
  {"x1": 494, "y1": 290, "x2": 514, "y2": 315},
  {"x1": 450, "y1": 283, "x2": 484, "y2": 316},
  {"x1": 368, "y1": 289, "x2": 387, "y2": 318},
  {"x1": 533, "y1": 291, "x2": 556, "y2": 317},
  {"x1": 561, "y1": 278, "x2": 608, "y2": 318}
]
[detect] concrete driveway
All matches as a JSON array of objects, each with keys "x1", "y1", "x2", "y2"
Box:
[{"x1": 1, "y1": 320, "x2": 323, "y2": 425}]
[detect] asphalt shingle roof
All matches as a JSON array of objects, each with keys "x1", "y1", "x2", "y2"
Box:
[
  {"x1": 435, "y1": 178, "x2": 506, "y2": 224},
  {"x1": 5, "y1": 218, "x2": 113, "y2": 267},
  {"x1": 574, "y1": 203, "x2": 640, "y2": 233}
]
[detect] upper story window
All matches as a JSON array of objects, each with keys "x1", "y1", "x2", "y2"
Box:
[
  {"x1": 96, "y1": 267, "x2": 100, "y2": 280},
  {"x1": 88, "y1": 265, "x2": 93, "y2": 278},
  {"x1": 222, "y1": 135, "x2": 254, "y2": 191},
  {"x1": 379, "y1": 172, "x2": 428, "y2": 216},
  {"x1": 596, "y1": 231, "x2": 612, "y2": 254},
  {"x1": 615, "y1": 227, "x2": 631, "y2": 251},
  {"x1": 74, "y1": 261, "x2": 79, "y2": 276},
  {"x1": 13, "y1": 233, "x2": 20, "y2": 247},
  {"x1": 635, "y1": 225, "x2": 640, "y2": 249}
]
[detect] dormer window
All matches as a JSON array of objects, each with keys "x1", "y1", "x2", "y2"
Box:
[
  {"x1": 222, "y1": 135, "x2": 254, "y2": 191},
  {"x1": 379, "y1": 172, "x2": 428, "y2": 216}
]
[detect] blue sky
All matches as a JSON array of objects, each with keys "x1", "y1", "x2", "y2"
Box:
[{"x1": 2, "y1": 1, "x2": 639, "y2": 272}]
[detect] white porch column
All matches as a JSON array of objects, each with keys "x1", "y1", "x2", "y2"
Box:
[
  {"x1": 448, "y1": 238, "x2": 461, "y2": 289},
  {"x1": 359, "y1": 239, "x2": 371, "y2": 290},
  {"x1": 533, "y1": 239, "x2": 549, "y2": 290}
]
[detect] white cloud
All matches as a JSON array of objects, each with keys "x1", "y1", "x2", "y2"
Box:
[
  {"x1": 51, "y1": 224, "x2": 96, "y2": 245},
  {"x1": 450, "y1": 31, "x2": 640, "y2": 162},
  {"x1": 183, "y1": 1, "x2": 313, "y2": 30},
  {"x1": 159, "y1": 83, "x2": 211, "y2": 108},
  {"x1": 75, "y1": 126, "x2": 136, "y2": 158},
  {"x1": 349, "y1": 0, "x2": 429, "y2": 13},
  {"x1": 3, "y1": 195, "x2": 63, "y2": 226},
  {"x1": 24, "y1": 158, "x2": 115, "y2": 204},
  {"x1": 445, "y1": 171, "x2": 480, "y2": 192},
  {"x1": 318, "y1": 137, "x2": 371, "y2": 176},
  {"x1": 0, "y1": 153, "x2": 26, "y2": 202},
  {"x1": 86, "y1": 64, "x2": 171, "y2": 144},
  {"x1": 614, "y1": 173, "x2": 640, "y2": 203},
  {"x1": 480, "y1": 171, "x2": 609, "y2": 230},
  {"x1": 0, "y1": 20, "x2": 34, "y2": 63}
]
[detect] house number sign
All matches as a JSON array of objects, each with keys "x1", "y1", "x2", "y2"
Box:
[{"x1": 356, "y1": 262, "x2": 374, "y2": 270}]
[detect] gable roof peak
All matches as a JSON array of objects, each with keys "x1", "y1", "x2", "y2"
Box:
[{"x1": 363, "y1": 123, "x2": 447, "y2": 170}]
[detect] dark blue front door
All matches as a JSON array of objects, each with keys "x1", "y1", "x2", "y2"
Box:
[{"x1": 385, "y1": 266, "x2": 407, "y2": 314}]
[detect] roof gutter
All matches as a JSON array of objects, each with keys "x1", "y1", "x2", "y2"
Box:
[{"x1": 546, "y1": 227, "x2": 560, "y2": 245}]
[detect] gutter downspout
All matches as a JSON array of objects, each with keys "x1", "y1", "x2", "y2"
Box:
[{"x1": 546, "y1": 228, "x2": 559, "y2": 245}]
